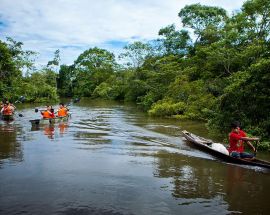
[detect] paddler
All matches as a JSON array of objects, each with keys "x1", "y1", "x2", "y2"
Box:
[
  {"x1": 57, "y1": 103, "x2": 69, "y2": 117},
  {"x1": 1, "y1": 101, "x2": 15, "y2": 115},
  {"x1": 228, "y1": 122, "x2": 259, "y2": 159},
  {"x1": 41, "y1": 105, "x2": 54, "y2": 119}
]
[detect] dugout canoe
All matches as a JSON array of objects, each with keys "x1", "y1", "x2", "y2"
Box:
[
  {"x1": 29, "y1": 114, "x2": 70, "y2": 126},
  {"x1": 182, "y1": 130, "x2": 270, "y2": 169}
]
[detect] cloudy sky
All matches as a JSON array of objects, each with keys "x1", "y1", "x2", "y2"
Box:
[{"x1": 0, "y1": 0, "x2": 246, "y2": 66}]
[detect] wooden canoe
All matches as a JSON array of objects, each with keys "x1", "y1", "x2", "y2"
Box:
[
  {"x1": 29, "y1": 114, "x2": 70, "y2": 126},
  {"x1": 182, "y1": 130, "x2": 270, "y2": 169}
]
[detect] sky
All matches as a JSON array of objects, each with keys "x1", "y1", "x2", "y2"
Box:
[{"x1": 0, "y1": 0, "x2": 246, "y2": 67}]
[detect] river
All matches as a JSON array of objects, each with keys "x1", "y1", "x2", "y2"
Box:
[{"x1": 0, "y1": 99, "x2": 269, "y2": 215}]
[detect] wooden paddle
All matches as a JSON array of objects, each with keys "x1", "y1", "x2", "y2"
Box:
[
  {"x1": 254, "y1": 140, "x2": 260, "y2": 157},
  {"x1": 35, "y1": 108, "x2": 46, "y2": 112},
  {"x1": 14, "y1": 96, "x2": 26, "y2": 104}
]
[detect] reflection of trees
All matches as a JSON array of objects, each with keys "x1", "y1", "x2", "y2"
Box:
[
  {"x1": 154, "y1": 150, "x2": 270, "y2": 214},
  {"x1": 224, "y1": 165, "x2": 270, "y2": 214},
  {"x1": 153, "y1": 151, "x2": 226, "y2": 199},
  {"x1": 0, "y1": 123, "x2": 23, "y2": 165}
]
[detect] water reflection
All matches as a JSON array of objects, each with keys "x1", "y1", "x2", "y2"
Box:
[
  {"x1": 224, "y1": 165, "x2": 270, "y2": 214},
  {"x1": 154, "y1": 151, "x2": 225, "y2": 198},
  {"x1": 43, "y1": 124, "x2": 55, "y2": 139},
  {"x1": 0, "y1": 121, "x2": 23, "y2": 165},
  {"x1": 30, "y1": 121, "x2": 69, "y2": 139},
  {"x1": 153, "y1": 149, "x2": 270, "y2": 214}
]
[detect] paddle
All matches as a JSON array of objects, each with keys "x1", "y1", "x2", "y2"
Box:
[
  {"x1": 14, "y1": 96, "x2": 26, "y2": 104},
  {"x1": 254, "y1": 140, "x2": 260, "y2": 157},
  {"x1": 10, "y1": 96, "x2": 25, "y2": 117},
  {"x1": 35, "y1": 108, "x2": 52, "y2": 113}
]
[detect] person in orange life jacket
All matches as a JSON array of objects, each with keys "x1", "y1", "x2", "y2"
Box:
[
  {"x1": 1, "y1": 101, "x2": 15, "y2": 115},
  {"x1": 8, "y1": 101, "x2": 16, "y2": 111},
  {"x1": 41, "y1": 105, "x2": 54, "y2": 119},
  {"x1": 57, "y1": 103, "x2": 68, "y2": 117},
  {"x1": 228, "y1": 122, "x2": 259, "y2": 159}
]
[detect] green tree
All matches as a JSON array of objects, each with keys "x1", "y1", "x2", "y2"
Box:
[
  {"x1": 119, "y1": 41, "x2": 153, "y2": 69},
  {"x1": 179, "y1": 4, "x2": 228, "y2": 43},
  {"x1": 57, "y1": 64, "x2": 75, "y2": 97},
  {"x1": 72, "y1": 47, "x2": 117, "y2": 96},
  {"x1": 158, "y1": 24, "x2": 191, "y2": 55},
  {"x1": 0, "y1": 40, "x2": 18, "y2": 99}
]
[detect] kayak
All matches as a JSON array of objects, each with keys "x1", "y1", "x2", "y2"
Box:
[
  {"x1": 182, "y1": 130, "x2": 270, "y2": 169},
  {"x1": 29, "y1": 114, "x2": 70, "y2": 126}
]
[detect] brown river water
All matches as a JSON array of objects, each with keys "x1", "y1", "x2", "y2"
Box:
[{"x1": 0, "y1": 99, "x2": 270, "y2": 215}]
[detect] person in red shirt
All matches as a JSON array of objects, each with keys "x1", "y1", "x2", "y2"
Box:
[{"x1": 228, "y1": 122, "x2": 259, "y2": 159}]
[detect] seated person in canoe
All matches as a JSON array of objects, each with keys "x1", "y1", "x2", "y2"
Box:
[
  {"x1": 57, "y1": 103, "x2": 69, "y2": 117},
  {"x1": 228, "y1": 122, "x2": 259, "y2": 159},
  {"x1": 1, "y1": 101, "x2": 15, "y2": 115},
  {"x1": 41, "y1": 105, "x2": 54, "y2": 119}
]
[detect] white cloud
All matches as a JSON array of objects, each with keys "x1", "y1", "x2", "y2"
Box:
[{"x1": 0, "y1": 0, "x2": 246, "y2": 66}]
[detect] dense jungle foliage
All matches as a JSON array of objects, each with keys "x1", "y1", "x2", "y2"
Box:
[
  {"x1": 1, "y1": 0, "x2": 270, "y2": 148},
  {"x1": 0, "y1": 38, "x2": 59, "y2": 103}
]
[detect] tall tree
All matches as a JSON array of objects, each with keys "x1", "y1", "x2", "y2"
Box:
[
  {"x1": 158, "y1": 24, "x2": 191, "y2": 56},
  {"x1": 72, "y1": 47, "x2": 117, "y2": 96},
  {"x1": 179, "y1": 4, "x2": 228, "y2": 43},
  {"x1": 0, "y1": 40, "x2": 18, "y2": 98},
  {"x1": 119, "y1": 41, "x2": 153, "y2": 69}
]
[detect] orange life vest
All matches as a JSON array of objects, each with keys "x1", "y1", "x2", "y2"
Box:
[
  {"x1": 42, "y1": 110, "x2": 53, "y2": 118},
  {"x1": 57, "y1": 107, "x2": 68, "y2": 117},
  {"x1": 3, "y1": 105, "x2": 13, "y2": 115}
]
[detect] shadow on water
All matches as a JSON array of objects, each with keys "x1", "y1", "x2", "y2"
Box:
[{"x1": 0, "y1": 98, "x2": 270, "y2": 215}]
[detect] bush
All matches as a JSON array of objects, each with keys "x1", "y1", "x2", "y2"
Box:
[{"x1": 148, "y1": 100, "x2": 186, "y2": 116}]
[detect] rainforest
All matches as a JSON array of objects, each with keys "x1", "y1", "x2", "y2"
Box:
[{"x1": 1, "y1": 0, "x2": 270, "y2": 149}]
